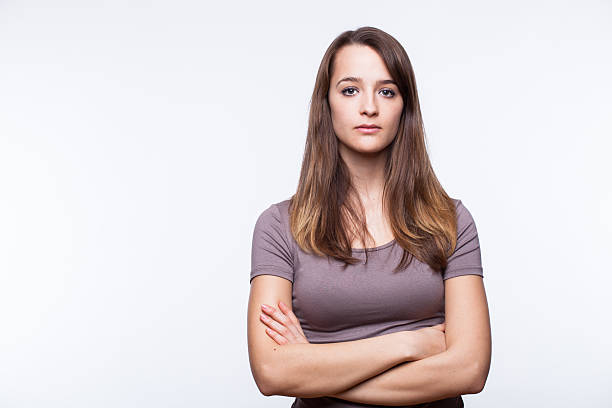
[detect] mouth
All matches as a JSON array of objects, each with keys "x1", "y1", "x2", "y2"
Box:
[{"x1": 355, "y1": 124, "x2": 381, "y2": 134}]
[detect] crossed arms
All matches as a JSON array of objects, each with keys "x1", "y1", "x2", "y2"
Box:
[{"x1": 247, "y1": 274, "x2": 491, "y2": 406}]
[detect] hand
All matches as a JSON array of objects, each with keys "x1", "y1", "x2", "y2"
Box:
[
  {"x1": 410, "y1": 323, "x2": 447, "y2": 360},
  {"x1": 260, "y1": 301, "x2": 310, "y2": 345}
]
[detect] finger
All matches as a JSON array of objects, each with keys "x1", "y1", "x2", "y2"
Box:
[
  {"x1": 279, "y1": 301, "x2": 306, "y2": 337},
  {"x1": 264, "y1": 327, "x2": 288, "y2": 345},
  {"x1": 277, "y1": 301, "x2": 299, "y2": 326},
  {"x1": 261, "y1": 304, "x2": 291, "y2": 327},
  {"x1": 260, "y1": 313, "x2": 291, "y2": 338},
  {"x1": 263, "y1": 304, "x2": 301, "y2": 339},
  {"x1": 277, "y1": 301, "x2": 304, "y2": 338}
]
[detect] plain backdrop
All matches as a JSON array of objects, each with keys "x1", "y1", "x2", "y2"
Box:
[{"x1": 1, "y1": 0, "x2": 610, "y2": 407}]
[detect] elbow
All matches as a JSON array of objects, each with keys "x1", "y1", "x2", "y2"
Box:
[
  {"x1": 250, "y1": 360, "x2": 275, "y2": 396},
  {"x1": 253, "y1": 362, "x2": 285, "y2": 397},
  {"x1": 255, "y1": 377, "x2": 275, "y2": 397},
  {"x1": 259, "y1": 385, "x2": 276, "y2": 397},
  {"x1": 466, "y1": 376, "x2": 486, "y2": 394},
  {"x1": 465, "y1": 360, "x2": 489, "y2": 394}
]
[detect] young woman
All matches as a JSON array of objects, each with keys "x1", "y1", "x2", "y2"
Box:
[{"x1": 247, "y1": 26, "x2": 491, "y2": 408}]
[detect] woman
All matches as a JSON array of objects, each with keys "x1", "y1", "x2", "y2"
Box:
[{"x1": 247, "y1": 26, "x2": 491, "y2": 408}]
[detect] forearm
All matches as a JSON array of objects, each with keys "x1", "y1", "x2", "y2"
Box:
[
  {"x1": 263, "y1": 331, "x2": 409, "y2": 398},
  {"x1": 329, "y1": 349, "x2": 478, "y2": 406}
]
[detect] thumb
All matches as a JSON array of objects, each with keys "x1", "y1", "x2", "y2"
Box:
[{"x1": 433, "y1": 323, "x2": 446, "y2": 331}]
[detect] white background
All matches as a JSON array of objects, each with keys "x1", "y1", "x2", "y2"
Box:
[{"x1": 1, "y1": 0, "x2": 611, "y2": 407}]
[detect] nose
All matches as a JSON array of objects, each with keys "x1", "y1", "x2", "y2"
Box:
[{"x1": 359, "y1": 89, "x2": 378, "y2": 117}]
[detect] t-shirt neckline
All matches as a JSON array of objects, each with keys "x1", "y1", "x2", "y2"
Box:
[{"x1": 351, "y1": 239, "x2": 396, "y2": 252}]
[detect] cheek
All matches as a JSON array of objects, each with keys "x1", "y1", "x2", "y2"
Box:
[
  {"x1": 334, "y1": 112, "x2": 350, "y2": 130},
  {"x1": 388, "y1": 106, "x2": 403, "y2": 131},
  {"x1": 329, "y1": 103, "x2": 350, "y2": 134}
]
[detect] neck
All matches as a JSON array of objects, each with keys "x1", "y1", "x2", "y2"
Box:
[{"x1": 338, "y1": 144, "x2": 388, "y2": 203}]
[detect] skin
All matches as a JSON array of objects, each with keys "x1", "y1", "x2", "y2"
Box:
[
  {"x1": 328, "y1": 44, "x2": 403, "y2": 248},
  {"x1": 250, "y1": 44, "x2": 491, "y2": 403},
  {"x1": 260, "y1": 43, "x2": 443, "y2": 355},
  {"x1": 260, "y1": 301, "x2": 445, "y2": 352}
]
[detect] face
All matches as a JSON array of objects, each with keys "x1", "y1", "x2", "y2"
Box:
[{"x1": 328, "y1": 44, "x2": 404, "y2": 158}]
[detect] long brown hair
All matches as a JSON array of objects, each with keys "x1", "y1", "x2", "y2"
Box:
[{"x1": 289, "y1": 26, "x2": 457, "y2": 273}]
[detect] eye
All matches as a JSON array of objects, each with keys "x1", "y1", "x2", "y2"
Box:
[
  {"x1": 341, "y1": 87, "x2": 396, "y2": 98},
  {"x1": 341, "y1": 86, "x2": 358, "y2": 96}
]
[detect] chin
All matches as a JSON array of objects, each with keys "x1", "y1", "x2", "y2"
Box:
[
  {"x1": 338, "y1": 136, "x2": 393, "y2": 156},
  {"x1": 349, "y1": 145, "x2": 389, "y2": 155}
]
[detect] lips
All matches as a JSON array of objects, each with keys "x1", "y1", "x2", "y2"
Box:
[
  {"x1": 355, "y1": 126, "x2": 381, "y2": 134},
  {"x1": 356, "y1": 124, "x2": 381, "y2": 129}
]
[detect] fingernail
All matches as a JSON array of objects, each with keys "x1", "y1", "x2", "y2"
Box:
[
  {"x1": 279, "y1": 301, "x2": 286, "y2": 308},
  {"x1": 261, "y1": 304, "x2": 271, "y2": 311}
]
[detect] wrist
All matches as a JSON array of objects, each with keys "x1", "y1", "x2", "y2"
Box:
[{"x1": 400, "y1": 330, "x2": 421, "y2": 361}]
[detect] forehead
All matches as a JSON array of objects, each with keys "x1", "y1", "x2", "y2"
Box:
[{"x1": 331, "y1": 44, "x2": 392, "y2": 81}]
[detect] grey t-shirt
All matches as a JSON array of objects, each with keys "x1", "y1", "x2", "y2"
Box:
[{"x1": 250, "y1": 198, "x2": 483, "y2": 408}]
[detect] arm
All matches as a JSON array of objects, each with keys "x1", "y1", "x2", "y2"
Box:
[
  {"x1": 247, "y1": 206, "x2": 417, "y2": 397},
  {"x1": 248, "y1": 274, "x2": 413, "y2": 397},
  {"x1": 329, "y1": 275, "x2": 492, "y2": 405}
]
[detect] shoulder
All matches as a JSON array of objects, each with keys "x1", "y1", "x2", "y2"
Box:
[
  {"x1": 272, "y1": 198, "x2": 292, "y2": 221},
  {"x1": 251, "y1": 198, "x2": 296, "y2": 283},
  {"x1": 450, "y1": 197, "x2": 478, "y2": 232},
  {"x1": 252, "y1": 198, "x2": 296, "y2": 253},
  {"x1": 254, "y1": 198, "x2": 292, "y2": 230},
  {"x1": 444, "y1": 197, "x2": 483, "y2": 280},
  {"x1": 450, "y1": 197, "x2": 468, "y2": 215}
]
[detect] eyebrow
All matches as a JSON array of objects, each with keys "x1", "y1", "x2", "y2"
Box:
[{"x1": 336, "y1": 76, "x2": 397, "y2": 87}]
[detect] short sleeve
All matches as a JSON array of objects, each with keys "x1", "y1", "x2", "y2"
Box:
[
  {"x1": 443, "y1": 200, "x2": 484, "y2": 280},
  {"x1": 250, "y1": 204, "x2": 295, "y2": 284}
]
